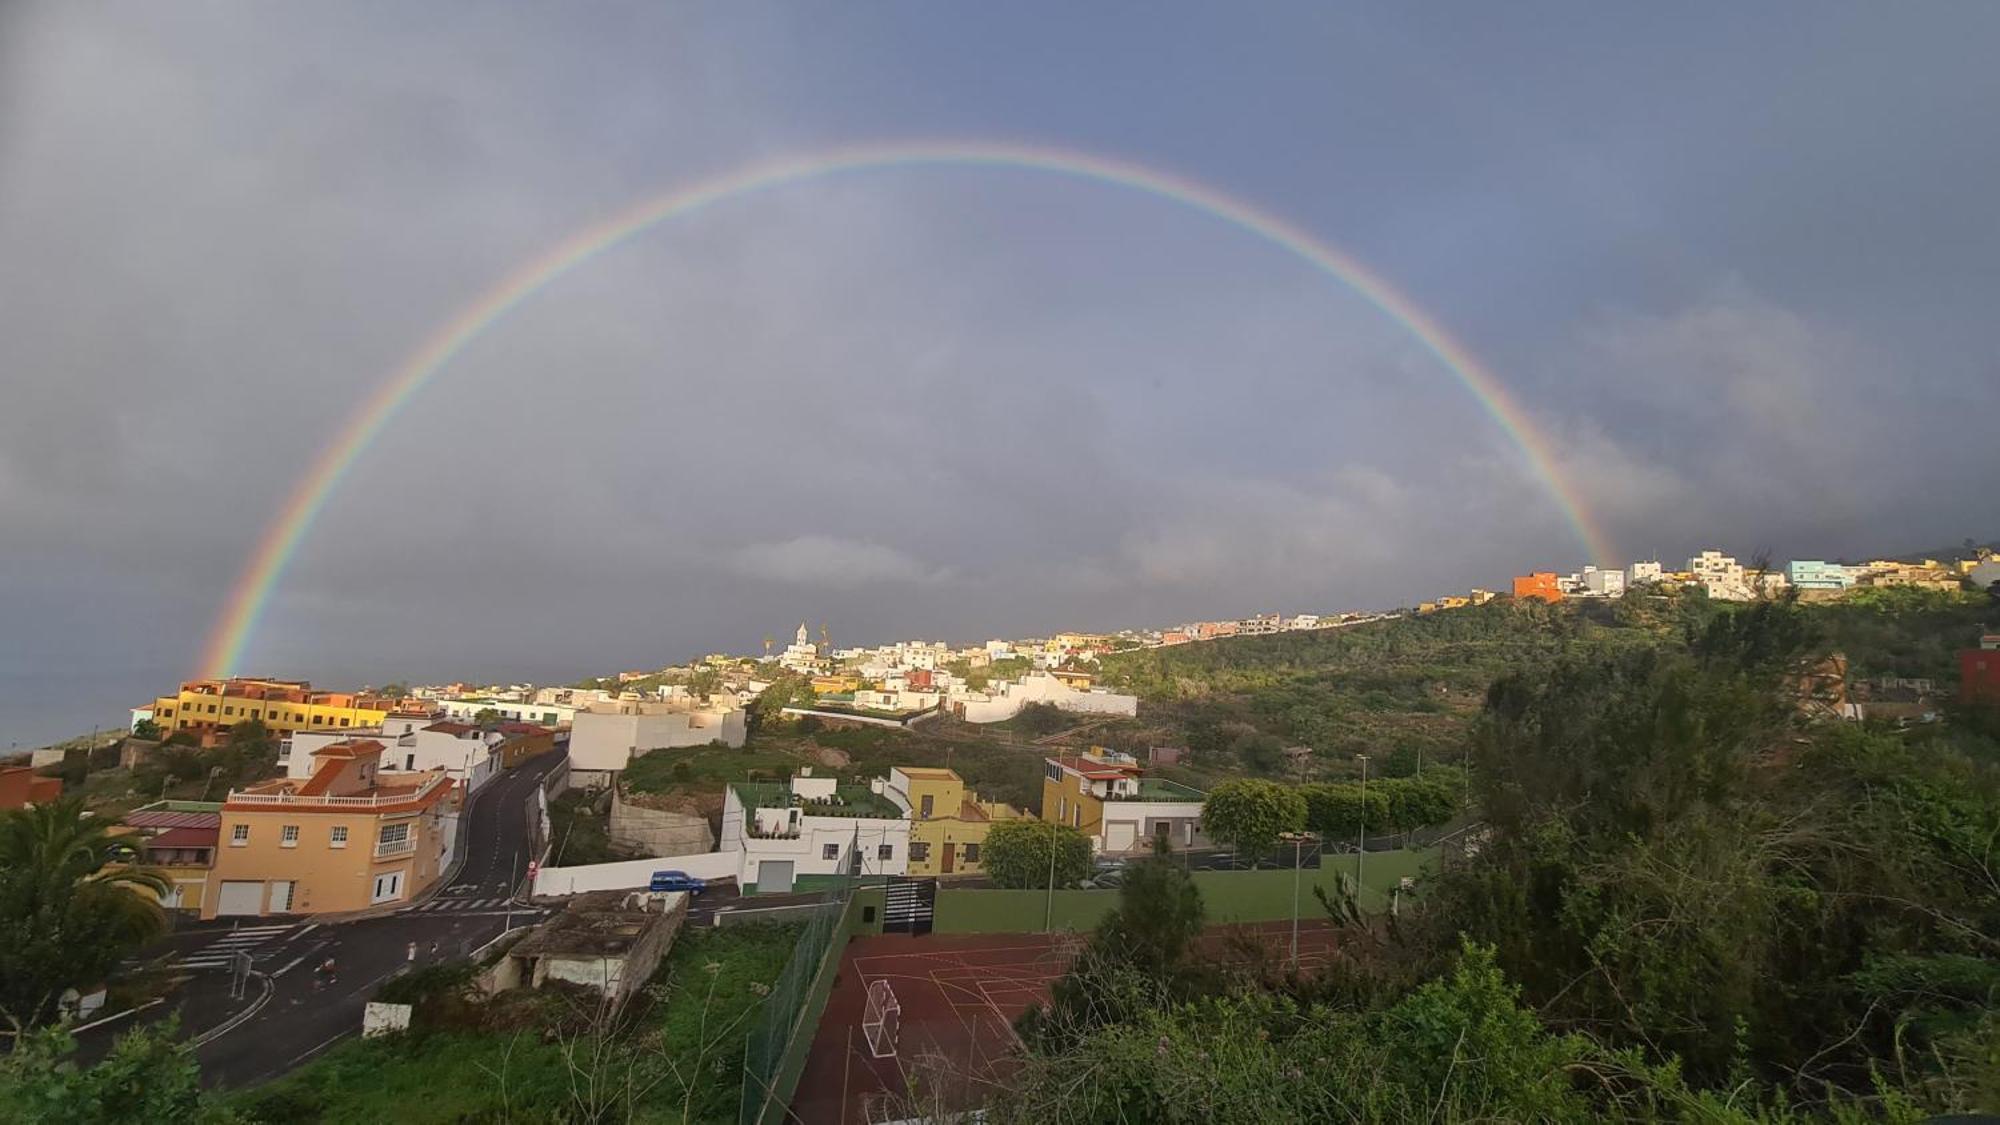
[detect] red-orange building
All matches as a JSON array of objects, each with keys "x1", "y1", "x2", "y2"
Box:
[
  {"x1": 0, "y1": 765, "x2": 62, "y2": 810},
  {"x1": 1962, "y1": 633, "x2": 2000, "y2": 705},
  {"x1": 1512, "y1": 572, "x2": 1564, "y2": 603}
]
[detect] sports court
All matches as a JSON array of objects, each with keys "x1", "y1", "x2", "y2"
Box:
[{"x1": 788, "y1": 920, "x2": 1346, "y2": 1123}]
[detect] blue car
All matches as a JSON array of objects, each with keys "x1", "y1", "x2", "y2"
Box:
[{"x1": 649, "y1": 870, "x2": 707, "y2": 894}]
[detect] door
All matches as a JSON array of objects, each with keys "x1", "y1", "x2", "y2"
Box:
[
  {"x1": 371, "y1": 871, "x2": 404, "y2": 904},
  {"x1": 940, "y1": 842, "x2": 956, "y2": 874},
  {"x1": 757, "y1": 860, "x2": 794, "y2": 894},
  {"x1": 268, "y1": 880, "x2": 295, "y2": 913},
  {"x1": 216, "y1": 880, "x2": 264, "y2": 917},
  {"x1": 1105, "y1": 820, "x2": 1138, "y2": 853}
]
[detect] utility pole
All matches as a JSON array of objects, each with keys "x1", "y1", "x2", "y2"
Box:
[
  {"x1": 1356, "y1": 753, "x2": 1370, "y2": 908},
  {"x1": 1044, "y1": 815, "x2": 1059, "y2": 932},
  {"x1": 1289, "y1": 833, "x2": 1302, "y2": 967}
]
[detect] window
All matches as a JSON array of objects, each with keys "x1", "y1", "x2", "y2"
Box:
[
  {"x1": 329, "y1": 825, "x2": 348, "y2": 848},
  {"x1": 1058, "y1": 797, "x2": 1067, "y2": 819},
  {"x1": 919, "y1": 795, "x2": 934, "y2": 819},
  {"x1": 229, "y1": 824, "x2": 249, "y2": 846},
  {"x1": 224, "y1": 706, "x2": 235, "y2": 716},
  {"x1": 379, "y1": 822, "x2": 410, "y2": 845},
  {"x1": 909, "y1": 842, "x2": 931, "y2": 862},
  {"x1": 339, "y1": 717, "x2": 350, "y2": 727},
  {"x1": 878, "y1": 844, "x2": 894, "y2": 861},
  {"x1": 1045, "y1": 762, "x2": 1063, "y2": 781},
  {"x1": 822, "y1": 843, "x2": 839, "y2": 860},
  {"x1": 207, "y1": 704, "x2": 217, "y2": 713},
  {"x1": 279, "y1": 824, "x2": 299, "y2": 848},
  {"x1": 963, "y1": 843, "x2": 981, "y2": 863}
]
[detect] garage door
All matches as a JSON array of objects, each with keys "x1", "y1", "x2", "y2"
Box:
[
  {"x1": 215, "y1": 880, "x2": 264, "y2": 917},
  {"x1": 1104, "y1": 821, "x2": 1138, "y2": 853},
  {"x1": 757, "y1": 860, "x2": 794, "y2": 894}
]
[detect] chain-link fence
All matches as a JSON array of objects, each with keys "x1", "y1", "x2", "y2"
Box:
[{"x1": 738, "y1": 831, "x2": 863, "y2": 1125}]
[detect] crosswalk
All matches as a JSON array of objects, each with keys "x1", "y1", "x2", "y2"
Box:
[
  {"x1": 408, "y1": 895, "x2": 519, "y2": 913},
  {"x1": 178, "y1": 923, "x2": 295, "y2": 970}
]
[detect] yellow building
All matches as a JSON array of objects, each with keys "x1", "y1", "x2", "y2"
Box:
[
  {"x1": 810, "y1": 674, "x2": 861, "y2": 696},
  {"x1": 143, "y1": 678, "x2": 393, "y2": 745},
  {"x1": 886, "y1": 767, "x2": 1022, "y2": 877},
  {"x1": 1039, "y1": 748, "x2": 1208, "y2": 854},
  {"x1": 201, "y1": 738, "x2": 454, "y2": 918},
  {"x1": 1437, "y1": 595, "x2": 1471, "y2": 610}
]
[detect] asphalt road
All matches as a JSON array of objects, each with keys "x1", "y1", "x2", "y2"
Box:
[{"x1": 159, "y1": 749, "x2": 567, "y2": 1088}]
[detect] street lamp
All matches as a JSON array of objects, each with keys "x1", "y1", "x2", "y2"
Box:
[
  {"x1": 1355, "y1": 754, "x2": 1370, "y2": 910},
  {"x1": 1286, "y1": 831, "x2": 1309, "y2": 967}
]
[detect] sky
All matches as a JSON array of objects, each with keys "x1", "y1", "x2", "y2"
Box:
[{"x1": 3, "y1": 4, "x2": 1998, "y2": 746}]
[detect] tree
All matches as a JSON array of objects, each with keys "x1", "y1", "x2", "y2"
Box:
[
  {"x1": 377, "y1": 682, "x2": 410, "y2": 700},
  {"x1": 982, "y1": 819, "x2": 1093, "y2": 890},
  {"x1": 0, "y1": 798, "x2": 170, "y2": 1030},
  {"x1": 0, "y1": 1019, "x2": 234, "y2": 1123},
  {"x1": 129, "y1": 718, "x2": 162, "y2": 741},
  {"x1": 1095, "y1": 839, "x2": 1204, "y2": 977},
  {"x1": 473, "y1": 708, "x2": 501, "y2": 726},
  {"x1": 686, "y1": 667, "x2": 722, "y2": 701},
  {"x1": 1201, "y1": 778, "x2": 1304, "y2": 863}
]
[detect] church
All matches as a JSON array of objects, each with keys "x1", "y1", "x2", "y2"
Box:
[{"x1": 776, "y1": 622, "x2": 822, "y2": 673}]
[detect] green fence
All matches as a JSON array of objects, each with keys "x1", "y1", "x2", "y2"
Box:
[{"x1": 934, "y1": 847, "x2": 1437, "y2": 934}]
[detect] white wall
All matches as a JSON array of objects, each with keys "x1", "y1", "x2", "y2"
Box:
[
  {"x1": 532, "y1": 851, "x2": 738, "y2": 897},
  {"x1": 570, "y1": 705, "x2": 747, "y2": 774},
  {"x1": 948, "y1": 671, "x2": 1139, "y2": 724}
]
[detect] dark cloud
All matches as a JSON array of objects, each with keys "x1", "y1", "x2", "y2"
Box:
[{"x1": 4, "y1": 4, "x2": 1998, "y2": 745}]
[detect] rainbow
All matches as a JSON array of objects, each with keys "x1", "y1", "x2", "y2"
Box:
[{"x1": 200, "y1": 139, "x2": 1614, "y2": 678}]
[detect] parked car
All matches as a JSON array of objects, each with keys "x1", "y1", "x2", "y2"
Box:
[{"x1": 648, "y1": 870, "x2": 707, "y2": 894}]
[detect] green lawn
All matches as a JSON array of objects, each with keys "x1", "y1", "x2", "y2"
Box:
[
  {"x1": 933, "y1": 847, "x2": 1438, "y2": 933},
  {"x1": 622, "y1": 743, "x2": 802, "y2": 795}
]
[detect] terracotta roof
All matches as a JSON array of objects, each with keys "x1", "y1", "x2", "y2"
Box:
[
  {"x1": 125, "y1": 808, "x2": 221, "y2": 830},
  {"x1": 144, "y1": 826, "x2": 218, "y2": 849},
  {"x1": 310, "y1": 738, "x2": 386, "y2": 760}
]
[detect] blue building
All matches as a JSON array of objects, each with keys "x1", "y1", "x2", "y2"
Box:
[{"x1": 1787, "y1": 560, "x2": 1855, "y2": 590}]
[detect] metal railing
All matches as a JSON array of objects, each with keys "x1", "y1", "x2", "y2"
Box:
[{"x1": 226, "y1": 772, "x2": 450, "y2": 808}]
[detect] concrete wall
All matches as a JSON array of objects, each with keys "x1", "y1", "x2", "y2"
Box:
[
  {"x1": 533, "y1": 850, "x2": 738, "y2": 896},
  {"x1": 608, "y1": 790, "x2": 714, "y2": 857}
]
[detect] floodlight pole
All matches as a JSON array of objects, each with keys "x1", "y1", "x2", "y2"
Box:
[
  {"x1": 1044, "y1": 815, "x2": 1058, "y2": 932},
  {"x1": 1356, "y1": 754, "x2": 1370, "y2": 907},
  {"x1": 1289, "y1": 834, "x2": 1302, "y2": 967}
]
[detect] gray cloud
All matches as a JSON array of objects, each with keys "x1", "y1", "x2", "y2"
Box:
[{"x1": 4, "y1": 3, "x2": 1999, "y2": 745}]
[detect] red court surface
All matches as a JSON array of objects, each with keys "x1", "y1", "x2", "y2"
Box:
[{"x1": 788, "y1": 921, "x2": 1344, "y2": 1124}]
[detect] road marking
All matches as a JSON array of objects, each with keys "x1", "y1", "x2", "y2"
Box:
[
  {"x1": 285, "y1": 923, "x2": 319, "y2": 942},
  {"x1": 272, "y1": 955, "x2": 307, "y2": 978},
  {"x1": 286, "y1": 1029, "x2": 349, "y2": 1069}
]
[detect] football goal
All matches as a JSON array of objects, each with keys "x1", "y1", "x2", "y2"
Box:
[{"x1": 861, "y1": 978, "x2": 901, "y2": 1058}]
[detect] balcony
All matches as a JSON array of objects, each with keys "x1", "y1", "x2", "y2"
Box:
[
  {"x1": 226, "y1": 772, "x2": 450, "y2": 808},
  {"x1": 374, "y1": 836, "x2": 417, "y2": 858}
]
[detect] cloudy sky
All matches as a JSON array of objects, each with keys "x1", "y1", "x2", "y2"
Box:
[{"x1": 4, "y1": 4, "x2": 1997, "y2": 745}]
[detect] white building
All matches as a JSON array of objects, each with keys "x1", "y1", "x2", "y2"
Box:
[
  {"x1": 568, "y1": 700, "x2": 748, "y2": 785},
  {"x1": 1688, "y1": 550, "x2": 1753, "y2": 601},
  {"x1": 718, "y1": 769, "x2": 910, "y2": 892},
  {"x1": 948, "y1": 670, "x2": 1140, "y2": 724},
  {"x1": 282, "y1": 715, "x2": 500, "y2": 791},
  {"x1": 1625, "y1": 560, "x2": 1664, "y2": 587},
  {"x1": 439, "y1": 697, "x2": 579, "y2": 727},
  {"x1": 1581, "y1": 566, "x2": 1626, "y2": 597},
  {"x1": 776, "y1": 622, "x2": 822, "y2": 673}
]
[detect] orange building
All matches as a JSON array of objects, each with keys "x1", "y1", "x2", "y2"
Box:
[
  {"x1": 1511, "y1": 572, "x2": 1564, "y2": 603},
  {"x1": 0, "y1": 765, "x2": 62, "y2": 810},
  {"x1": 202, "y1": 738, "x2": 454, "y2": 918}
]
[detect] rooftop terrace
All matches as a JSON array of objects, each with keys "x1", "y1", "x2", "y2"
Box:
[{"x1": 732, "y1": 780, "x2": 904, "y2": 819}]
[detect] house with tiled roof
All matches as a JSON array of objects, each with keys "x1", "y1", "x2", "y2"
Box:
[
  {"x1": 1040, "y1": 748, "x2": 1208, "y2": 855},
  {"x1": 202, "y1": 737, "x2": 454, "y2": 918}
]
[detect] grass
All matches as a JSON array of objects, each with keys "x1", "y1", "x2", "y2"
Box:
[
  {"x1": 233, "y1": 923, "x2": 806, "y2": 1125},
  {"x1": 547, "y1": 789, "x2": 639, "y2": 866},
  {"x1": 622, "y1": 743, "x2": 802, "y2": 796},
  {"x1": 933, "y1": 847, "x2": 1438, "y2": 933}
]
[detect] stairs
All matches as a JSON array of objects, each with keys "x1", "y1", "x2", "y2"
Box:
[{"x1": 881, "y1": 877, "x2": 935, "y2": 935}]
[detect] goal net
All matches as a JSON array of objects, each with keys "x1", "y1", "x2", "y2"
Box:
[{"x1": 861, "y1": 978, "x2": 901, "y2": 1058}]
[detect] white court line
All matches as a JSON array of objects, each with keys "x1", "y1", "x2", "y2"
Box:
[
  {"x1": 285, "y1": 923, "x2": 319, "y2": 942},
  {"x1": 271, "y1": 955, "x2": 307, "y2": 978}
]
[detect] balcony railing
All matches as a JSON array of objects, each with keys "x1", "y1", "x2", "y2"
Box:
[
  {"x1": 374, "y1": 837, "x2": 417, "y2": 858},
  {"x1": 227, "y1": 772, "x2": 450, "y2": 808}
]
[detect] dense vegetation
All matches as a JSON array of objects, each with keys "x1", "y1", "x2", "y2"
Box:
[
  {"x1": 957, "y1": 590, "x2": 2000, "y2": 1120},
  {"x1": 0, "y1": 797, "x2": 170, "y2": 1032},
  {"x1": 232, "y1": 922, "x2": 801, "y2": 1123}
]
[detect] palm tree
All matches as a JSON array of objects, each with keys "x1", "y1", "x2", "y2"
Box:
[{"x1": 0, "y1": 796, "x2": 171, "y2": 1031}]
